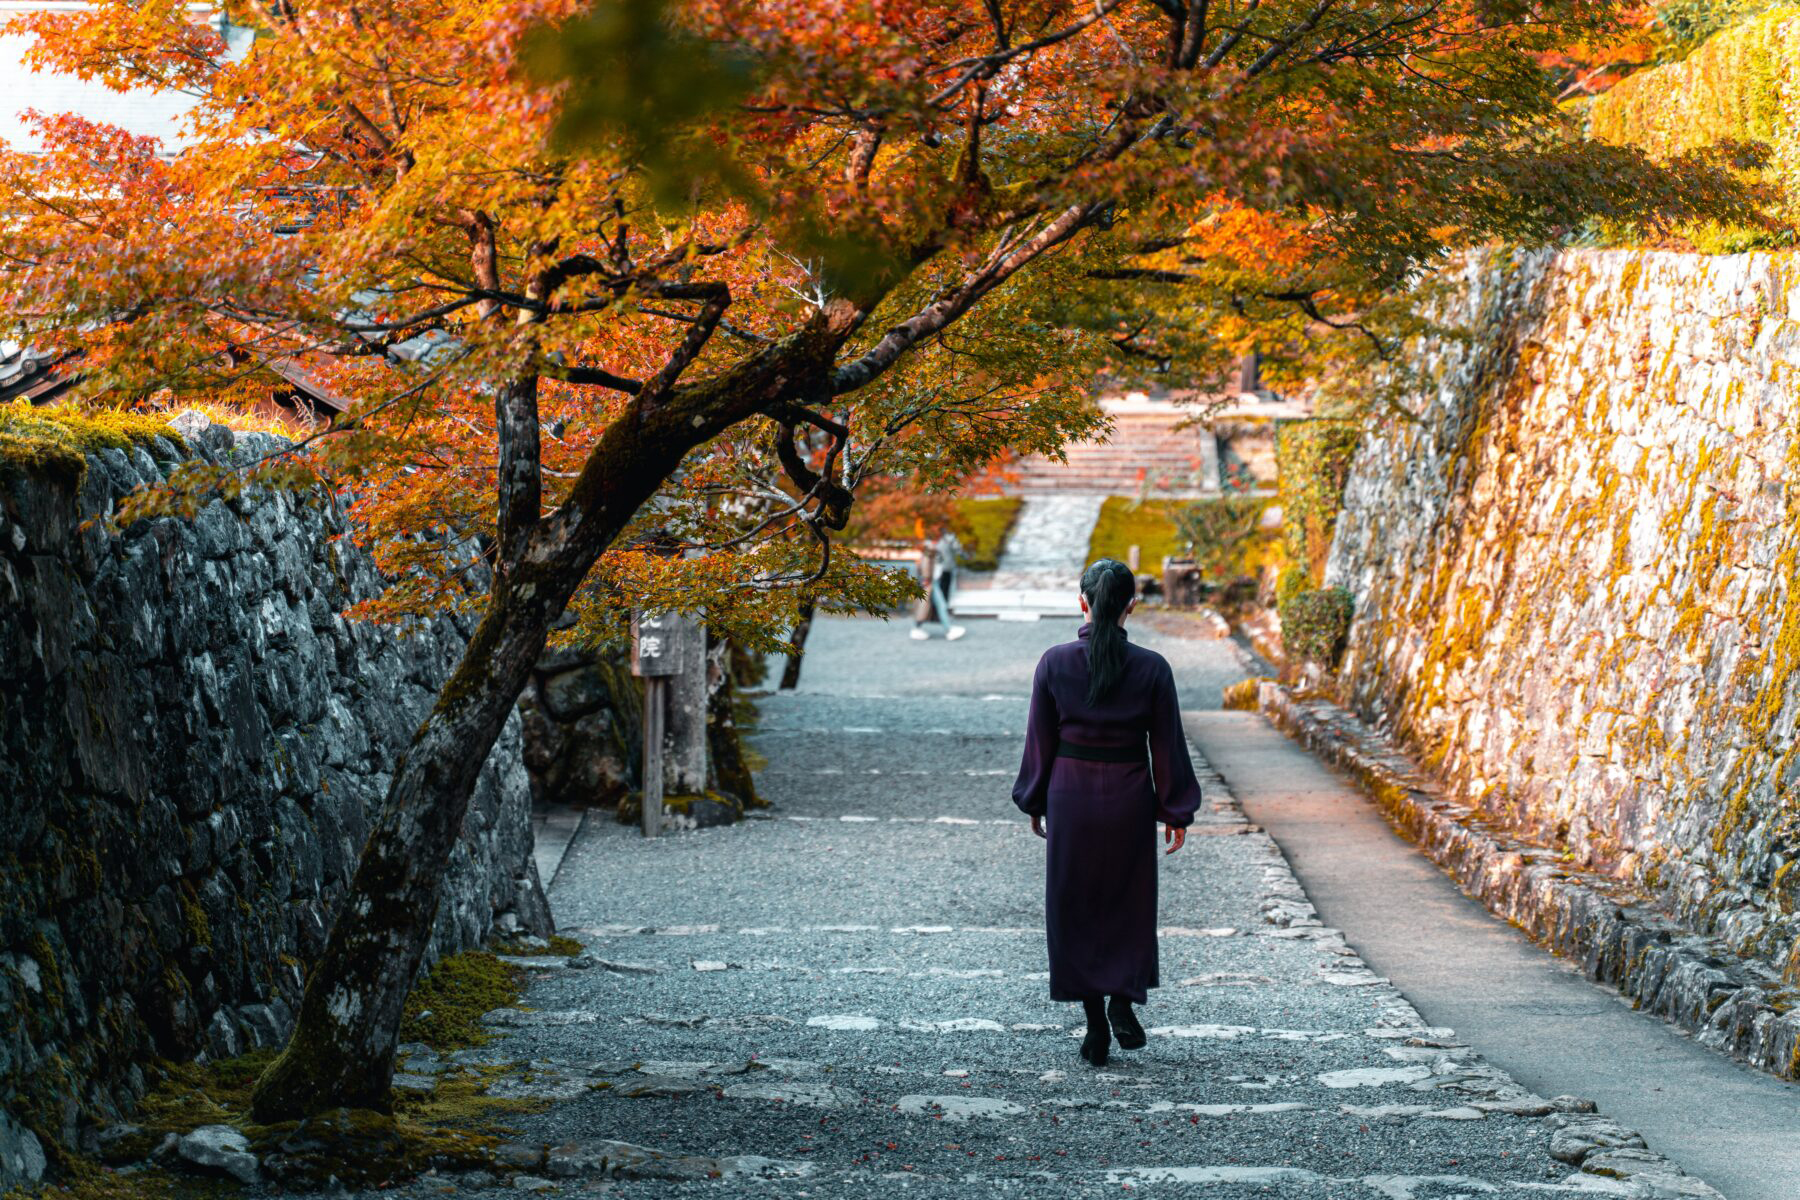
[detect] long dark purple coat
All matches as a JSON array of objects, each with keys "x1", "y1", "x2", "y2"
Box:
[{"x1": 1011, "y1": 624, "x2": 1203, "y2": 1004}]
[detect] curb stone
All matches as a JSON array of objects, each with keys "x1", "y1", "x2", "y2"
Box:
[
  {"x1": 1198, "y1": 754, "x2": 1722, "y2": 1200},
  {"x1": 1259, "y1": 682, "x2": 1800, "y2": 1085}
]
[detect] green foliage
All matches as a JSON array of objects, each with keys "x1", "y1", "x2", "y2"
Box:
[
  {"x1": 1275, "y1": 565, "x2": 1312, "y2": 614},
  {"x1": 0, "y1": 402, "x2": 177, "y2": 482},
  {"x1": 1281, "y1": 586, "x2": 1356, "y2": 667},
  {"x1": 398, "y1": 952, "x2": 523, "y2": 1050},
  {"x1": 1588, "y1": 5, "x2": 1800, "y2": 242},
  {"x1": 1175, "y1": 497, "x2": 1286, "y2": 582},
  {"x1": 521, "y1": 0, "x2": 756, "y2": 208},
  {"x1": 1278, "y1": 420, "x2": 1362, "y2": 585},
  {"x1": 949, "y1": 496, "x2": 1022, "y2": 571},
  {"x1": 1088, "y1": 498, "x2": 1186, "y2": 570}
]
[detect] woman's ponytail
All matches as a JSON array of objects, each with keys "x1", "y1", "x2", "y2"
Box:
[{"x1": 1081, "y1": 558, "x2": 1137, "y2": 705}]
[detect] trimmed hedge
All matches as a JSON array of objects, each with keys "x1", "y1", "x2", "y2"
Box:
[
  {"x1": 1589, "y1": 5, "x2": 1800, "y2": 159},
  {"x1": 1587, "y1": 4, "x2": 1800, "y2": 244}
]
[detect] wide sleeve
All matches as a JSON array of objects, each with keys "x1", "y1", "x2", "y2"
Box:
[
  {"x1": 1148, "y1": 658, "x2": 1203, "y2": 828},
  {"x1": 1011, "y1": 654, "x2": 1059, "y2": 817}
]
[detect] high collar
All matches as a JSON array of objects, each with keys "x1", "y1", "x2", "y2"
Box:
[{"x1": 1076, "y1": 623, "x2": 1127, "y2": 640}]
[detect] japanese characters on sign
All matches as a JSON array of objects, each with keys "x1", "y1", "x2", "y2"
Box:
[{"x1": 631, "y1": 611, "x2": 685, "y2": 678}]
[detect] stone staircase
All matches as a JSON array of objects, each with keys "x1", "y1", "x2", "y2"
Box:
[
  {"x1": 990, "y1": 392, "x2": 1310, "y2": 498},
  {"x1": 950, "y1": 493, "x2": 1101, "y2": 619},
  {"x1": 999, "y1": 410, "x2": 1220, "y2": 497},
  {"x1": 952, "y1": 392, "x2": 1310, "y2": 618}
]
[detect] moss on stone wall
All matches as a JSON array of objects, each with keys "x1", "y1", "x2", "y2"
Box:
[
  {"x1": 1332, "y1": 247, "x2": 1800, "y2": 963},
  {"x1": 0, "y1": 403, "x2": 178, "y2": 481}
]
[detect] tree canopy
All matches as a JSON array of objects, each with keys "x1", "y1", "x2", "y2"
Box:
[
  {"x1": 0, "y1": 0, "x2": 1756, "y2": 1119},
  {"x1": 1, "y1": 0, "x2": 1752, "y2": 647}
]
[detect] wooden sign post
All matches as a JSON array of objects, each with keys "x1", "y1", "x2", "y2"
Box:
[{"x1": 631, "y1": 611, "x2": 688, "y2": 838}]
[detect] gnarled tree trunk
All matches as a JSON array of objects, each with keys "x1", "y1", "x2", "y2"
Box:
[
  {"x1": 252, "y1": 323, "x2": 852, "y2": 1121},
  {"x1": 250, "y1": 567, "x2": 569, "y2": 1119}
]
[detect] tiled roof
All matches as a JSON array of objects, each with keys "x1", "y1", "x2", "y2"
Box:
[{"x1": 0, "y1": 340, "x2": 77, "y2": 403}]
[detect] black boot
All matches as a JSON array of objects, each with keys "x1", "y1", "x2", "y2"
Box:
[
  {"x1": 1108, "y1": 996, "x2": 1146, "y2": 1049},
  {"x1": 1079, "y1": 998, "x2": 1110, "y2": 1066}
]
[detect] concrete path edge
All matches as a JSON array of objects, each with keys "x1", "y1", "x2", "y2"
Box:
[{"x1": 1258, "y1": 681, "x2": 1800, "y2": 1084}]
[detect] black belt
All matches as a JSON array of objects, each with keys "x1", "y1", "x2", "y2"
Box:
[{"x1": 1056, "y1": 739, "x2": 1146, "y2": 764}]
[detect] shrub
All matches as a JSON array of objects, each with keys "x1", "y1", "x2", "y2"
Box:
[
  {"x1": 1274, "y1": 564, "x2": 1311, "y2": 613},
  {"x1": 1175, "y1": 496, "x2": 1284, "y2": 581},
  {"x1": 1586, "y1": 5, "x2": 1800, "y2": 240},
  {"x1": 1280, "y1": 586, "x2": 1355, "y2": 667},
  {"x1": 1277, "y1": 419, "x2": 1361, "y2": 584},
  {"x1": 1589, "y1": 5, "x2": 1800, "y2": 158}
]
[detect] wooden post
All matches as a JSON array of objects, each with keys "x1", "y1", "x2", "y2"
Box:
[
  {"x1": 1199, "y1": 429, "x2": 1222, "y2": 493},
  {"x1": 632, "y1": 611, "x2": 685, "y2": 838},
  {"x1": 640, "y1": 677, "x2": 665, "y2": 837}
]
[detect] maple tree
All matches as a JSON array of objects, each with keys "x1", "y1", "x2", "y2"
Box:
[{"x1": 0, "y1": 0, "x2": 1751, "y2": 1120}]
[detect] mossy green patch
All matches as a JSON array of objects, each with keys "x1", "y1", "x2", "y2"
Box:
[
  {"x1": 398, "y1": 952, "x2": 524, "y2": 1051},
  {"x1": 948, "y1": 496, "x2": 1023, "y2": 571},
  {"x1": 1088, "y1": 497, "x2": 1186, "y2": 568},
  {"x1": 0, "y1": 402, "x2": 179, "y2": 482},
  {"x1": 134, "y1": 1049, "x2": 280, "y2": 1134},
  {"x1": 498, "y1": 934, "x2": 585, "y2": 958},
  {"x1": 11, "y1": 1159, "x2": 203, "y2": 1200},
  {"x1": 177, "y1": 888, "x2": 211, "y2": 950},
  {"x1": 27, "y1": 933, "x2": 66, "y2": 1015},
  {"x1": 246, "y1": 1105, "x2": 502, "y2": 1190}
]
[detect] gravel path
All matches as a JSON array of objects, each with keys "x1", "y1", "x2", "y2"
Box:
[{"x1": 441, "y1": 616, "x2": 1723, "y2": 1198}]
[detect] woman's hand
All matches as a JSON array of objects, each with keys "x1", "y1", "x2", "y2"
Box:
[
  {"x1": 1031, "y1": 814, "x2": 1047, "y2": 839},
  {"x1": 1164, "y1": 824, "x2": 1186, "y2": 855}
]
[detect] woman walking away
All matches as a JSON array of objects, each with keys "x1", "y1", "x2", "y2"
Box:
[{"x1": 1011, "y1": 558, "x2": 1201, "y2": 1066}]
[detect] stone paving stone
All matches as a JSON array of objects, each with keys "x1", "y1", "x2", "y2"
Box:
[{"x1": 364, "y1": 617, "x2": 1721, "y2": 1199}]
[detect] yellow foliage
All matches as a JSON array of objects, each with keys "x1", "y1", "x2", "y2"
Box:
[
  {"x1": 143, "y1": 399, "x2": 309, "y2": 441},
  {"x1": 1589, "y1": 6, "x2": 1800, "y2": 158},
  {"x1": 1588, "y1": 5, "x2": 1800, "y2": 236}
]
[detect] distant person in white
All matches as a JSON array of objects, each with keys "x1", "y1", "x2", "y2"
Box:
[{"x1": 911, "y1": 528, "x2": 967, "y2": 641}]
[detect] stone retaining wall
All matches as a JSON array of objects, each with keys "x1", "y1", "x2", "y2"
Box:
[
  {"x1": 1261, "y1": 683, "x2": 1800, "y2": 1080},
  {"x1": 0, "y1": 419, "x2": 550, "y2": 1169},
  {"x1": 1326, "y1": 247, "x2": 1800, "y2": 995}
]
